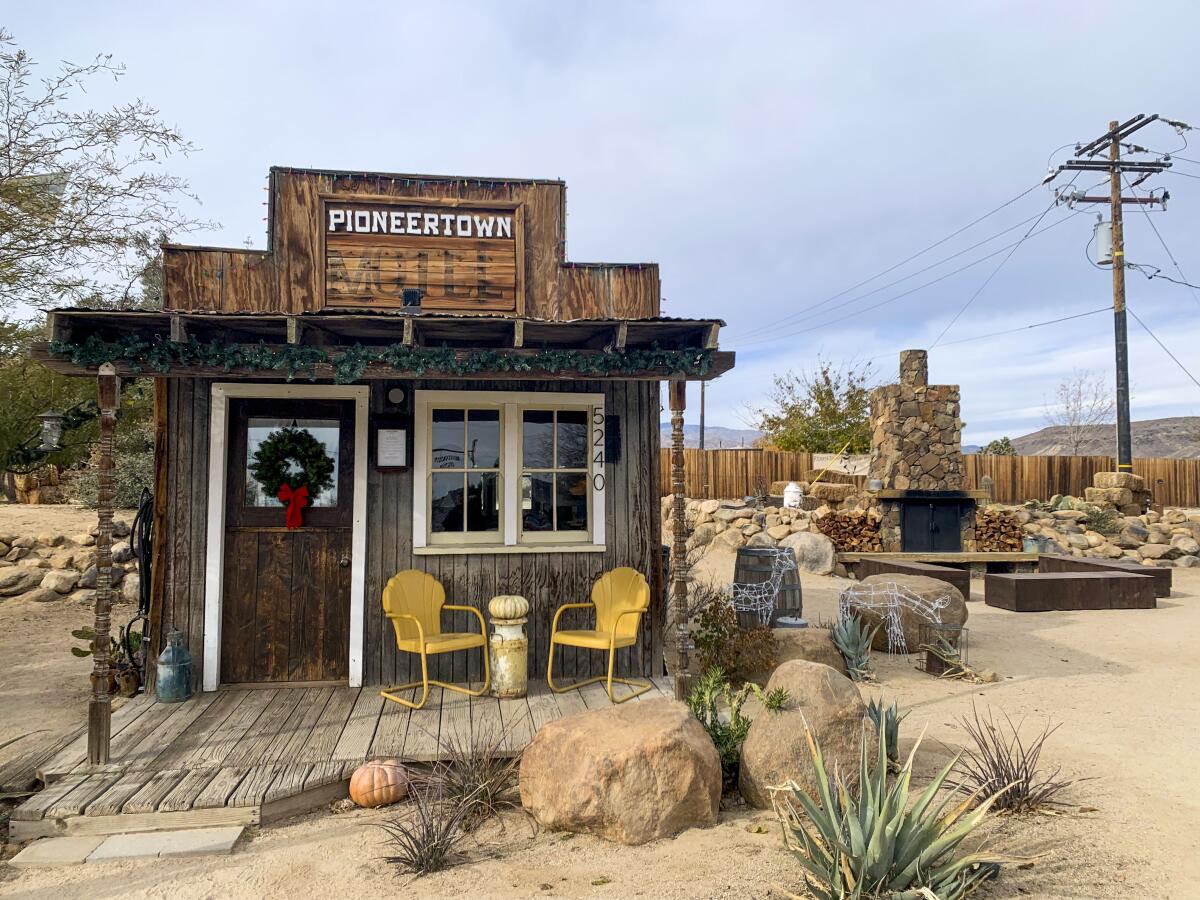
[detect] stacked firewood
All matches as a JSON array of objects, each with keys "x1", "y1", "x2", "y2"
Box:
[
  {"x1": 975, "y1": 507, "x2": 1023, "y2": 551},
  {"x1": 814, "y1": 509, "x2": 882, "y2": 552}
]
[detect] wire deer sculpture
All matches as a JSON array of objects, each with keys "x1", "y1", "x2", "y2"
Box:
[{"x1": 730, "y1": 548, "x2": 798, "y2": 627}]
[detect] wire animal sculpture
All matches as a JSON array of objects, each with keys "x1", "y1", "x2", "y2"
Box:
[
  {"x1": 837, "y1": 580, "x2": 953, "y2": 655},
  {"x1": 731, "y1": 549, "x2": 798, "y2": 627}
]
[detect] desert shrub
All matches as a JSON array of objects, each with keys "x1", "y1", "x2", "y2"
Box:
[
  {"x1": 434, "y1": 727, "x2": 520, "y2": 832},
  {"x1": 828, "y1": 614, "x2": 876, "y2": 682},
  {"x1": 686, "y1": 666, "x2": 789, "y2": 792},
  {"x1": 774, "y1": 724, "x2": 1002, "y2": 900},
  {"x1": 379, "y1": 785, "x2": 473, "y2": 876},
  {"x1": 952, "y1": 705, "x2": 1076, "y2": 814},
  {"x1": 693, "y1": 597, "x2": 777, "y2": 684},
  {"x1": 864, "y1": 697, "x2": 907, "y2": 770},
  {"x1": 65, "y1": 414, "x2": 154, "y2": 508},
  {"x1": 1082, "y1": 503, "x2": 1120, "y2": 535}
]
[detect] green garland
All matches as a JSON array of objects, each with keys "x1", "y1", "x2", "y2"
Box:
[
  {"x1": 249, "y1": 427, "x2": 335, "y2": 501},
  {"x1": 48, "y1": 334, "x2": 714, "y2": 384}
]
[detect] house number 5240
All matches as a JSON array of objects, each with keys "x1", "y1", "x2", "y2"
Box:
[{"x1": 591, "y1": 407, "x2": 606, "y2": 492}]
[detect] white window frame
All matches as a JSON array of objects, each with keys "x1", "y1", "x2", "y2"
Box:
[{"x1": 413, "y1": 389, "x2": 606, "y2": 554}]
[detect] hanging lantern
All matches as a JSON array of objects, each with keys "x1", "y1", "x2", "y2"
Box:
[{"x1": 37, "y1": 409, "x2": 64, "y2": 452}]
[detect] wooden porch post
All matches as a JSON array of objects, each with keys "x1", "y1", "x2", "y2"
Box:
[
  {"x1": 88, "y1": 364, "x2": 120, "y2": 765},
  {"x1": 668, "y1": 379, "x2": 692, "y2": 701}
]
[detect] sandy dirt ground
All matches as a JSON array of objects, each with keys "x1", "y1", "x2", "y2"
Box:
[
  {"x1": 0, "y1": 506, "x2": 138, "y2": 751},
  {"x1": 2, "y1": 504, "x2": 1199, "y2": 898}
]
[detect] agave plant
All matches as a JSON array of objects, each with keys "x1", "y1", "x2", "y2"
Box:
[
  {"x1": 864, "y1": 698, "x2": 908, "y2": 771},
  {"x1": 773, "y1": 724, "x2": 1003, "y2": 900},
  {"x1": 830, "y1": 614, "x2": 877, "y2": 683}
]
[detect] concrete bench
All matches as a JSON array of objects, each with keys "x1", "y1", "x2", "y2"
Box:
[
  {"x1": 984, "y1": 572, "x2": 1156, "y2": 612},
  {"x1": 1038, "y1": 553, "x2": 1171, "y2": 598},
  {"x1": 855, "y1": 558, "x2": 971, "y2": 601}
]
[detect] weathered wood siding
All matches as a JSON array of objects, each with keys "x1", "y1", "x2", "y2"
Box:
[
  {"x1": 163, "y1": 169, "x2": 660, "y2": 320},
  {"x1": 150, "y1": 377, "x2": 664, "y2": 688}
]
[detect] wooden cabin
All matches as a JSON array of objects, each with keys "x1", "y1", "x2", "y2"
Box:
[{"x1": 36, "y1": 167, "x2": 733, "y2": 695}]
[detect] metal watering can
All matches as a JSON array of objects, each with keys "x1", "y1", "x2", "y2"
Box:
[{"x1": 156, "y1": 628, "x2": 194, "y2": 703}]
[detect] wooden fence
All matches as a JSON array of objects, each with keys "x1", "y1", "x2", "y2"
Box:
[{"x1": 658, "y1": 449, "x2": 1200, "y2": 507}]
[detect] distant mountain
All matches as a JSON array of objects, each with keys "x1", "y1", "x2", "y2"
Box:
[
  {"x1": 1011, "y1": 417, "x2": 1200, "y2": 458},
  {"x1": 658, "y1": 423, "x2": 762, "y2": 449}
]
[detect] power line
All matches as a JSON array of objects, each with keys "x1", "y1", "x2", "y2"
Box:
[
  {"x1": 736, "y1": 208, "x2": 1084, "y2": 347},
  {"x1": 1127, "y1": 306, "x2": 1200, "y2": 392},
  {"x1": 731, "y1": 181, "x2": 1046, "y2": 339},
  {"x1": 1125, "y1": 263, "x2": 1200, "y2": 292},
  {"x1": 733, "y1": 209, "x2": 1049, "y2": 340},
  {"x1": 1123, "y1": 174, "x2": 1200, "y2": 309},
  {"x1": 866, "y1": 306, "x2": 1110, "y2": 363},
  {"x1": 929, "y1": 187, "x2": 1072, "y2": 348}
]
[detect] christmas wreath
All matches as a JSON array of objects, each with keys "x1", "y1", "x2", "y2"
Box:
[{"x1": 249, "y1": 427, "x2": 336, "y2": 528}]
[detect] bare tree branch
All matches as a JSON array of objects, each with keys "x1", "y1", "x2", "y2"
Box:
[
  {"x1": 0, "y1": 29, "x2": 209, "y2": 311},
  {"x1": 1042, "y1": 369, "x2": 1114, "y2": 455}
]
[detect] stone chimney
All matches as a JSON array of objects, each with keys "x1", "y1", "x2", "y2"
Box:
[
  {"x1": 899, "y1": 349, "x2": 928, "y2": 388},
  {"x1": 868, "y1": 350, "x2": 963, "y2": 492}
]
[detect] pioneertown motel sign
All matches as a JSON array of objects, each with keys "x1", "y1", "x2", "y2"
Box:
[{"x1": 324, "y1": 200, "x2": 522, "y2": 311}]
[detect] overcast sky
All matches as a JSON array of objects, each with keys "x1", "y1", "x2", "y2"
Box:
[{"x1": 9, "y1": 1, "x2": 1200, "y2": 445}]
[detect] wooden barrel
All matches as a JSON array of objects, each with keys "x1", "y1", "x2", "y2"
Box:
[{"x1": 732, "y1": 547, "x2": 803, "y2": 629}]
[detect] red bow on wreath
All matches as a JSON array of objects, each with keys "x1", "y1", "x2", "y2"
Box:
[{"x1": 277, "y1": 483, "x2": 310, "y2": 529}]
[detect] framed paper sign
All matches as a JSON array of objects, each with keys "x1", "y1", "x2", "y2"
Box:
[{"x1": 376, "y1": 427, "x2": 408, "y2": 470}]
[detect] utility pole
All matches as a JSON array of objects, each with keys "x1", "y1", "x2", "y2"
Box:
[
  {"x1": 1108, "y1": 123, "x2": 1132, "y2": 471},
  {"x1": 1051, "y1": 114, "x2": 1171, "y2": 471}
]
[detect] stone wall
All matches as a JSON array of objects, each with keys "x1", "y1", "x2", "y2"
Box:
[{"x1": 0, "y1": 517, "x2": 139, "y2": 605}]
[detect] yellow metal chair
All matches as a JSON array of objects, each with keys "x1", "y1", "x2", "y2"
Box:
[
  {"x1": 547, "y1": 567, "x2": 651, "y2": 703},
  {"x1": 380, "y1": 569, "x2": 490, "y2": 710}
]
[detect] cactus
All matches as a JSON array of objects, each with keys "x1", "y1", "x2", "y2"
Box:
[{"x1": 829, "y1": 614, "x2": 877, "y2": 683}]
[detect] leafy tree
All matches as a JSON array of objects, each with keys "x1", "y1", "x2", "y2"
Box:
[
  {"x1": 979, "y1": 436, "x2": 1015, "y2": 455},
  {"x1": 0, "y1": 28, "x2": 201, "y2": 311},
  {"x1": 751, "y1": 358, "x2": 875, "y2": 453}
]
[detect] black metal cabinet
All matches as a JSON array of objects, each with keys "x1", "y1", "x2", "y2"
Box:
[{"x1": 901, "y1": 501, "x2": 964, "y2": 552}]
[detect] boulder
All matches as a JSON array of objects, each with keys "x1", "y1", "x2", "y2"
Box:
[
  {"x1": 853, "y1": 574, "x2": 968, "y2": 653},
  {"x1": 79, "y1": 565, "x2": 126, "y2": 589},
  {"x1": 766, "y1": 524, "x2": 791, "y2": 541},
  {"x1": 739, "y1": 661, "x2": 866, "y2": 808},
  {"x1": 519, "y1": 699, "x2": 721, "y2": 845},
  {"x1": 35, "y1": 532, "x2": 65, "y2": 547},
  {"x1": 807, "y1": 482, "x2": 856, "y2": 502},
  {"x1": 741, "y1": 522, "x2": 762, "y2": 536},
  {"x1": 122, "y1": 573, "x2": 141, "y2": 604},
  {"x1": 40, "y1": 569, "x2": 80, "y2": 594},
  {"x1": 1094, "y1": 471, "x2": 1145, "y2": 491},
  {"x1": 1177, "y1": 555, "x2": 1200, "y2": 568},
  {"x1": 1139, "y1": 543, "x2": 1177, "y2": 561},
  {"x1": 112, "y1": 541, "x2": 133, "y2": 564},
  {"x1": 686, "y1": 522, "x2": 719, "y2": 552},
  {"x1": 71, "y1": 533, "x2": 96, "y2": 547},
  {"x1": 746, "y1": 532, "x2": 778, "y2": 548},
  {"x1": 1113, "y1": 522, "x2": 1150, "y2": 549},
  {"x1": 24, "y1": 588, "x2": 63, "y2": 603},
  {"x1": 0, "y1": 567, "x2": 43, "y2": 597},
  {"x1": 1051, "y1": 509, "x2": 1090, "y2": 523},
  {"x1": 1065, "y1": 533, "x2": 1090, "y2": 550},
  {"x1": 773, "y1": 627, "x2": 848, "y2": 676},
  {"x1": 779, "y1": 531, "x2": 836, "y2": 576},
  {"x1": 699, "y1": 499, "x2": 721, "y2": 515},
  {"x1": 1169, "y1": 534, "x2": 1200, "y2": 556},
  {"x1": 713, "y1": 506, "x2": 754, "y2": 524}
]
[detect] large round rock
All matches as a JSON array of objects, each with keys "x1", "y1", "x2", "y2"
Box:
[
  {"x1": 853, "y1": 573, "x2": 967, "y2": 653},
  {"x1": 519, "y1": 698, "x2": 721, "y2": 845},
  {"x1": 739, "y1": 660, "x2": 866, "y2": 808},
  {"x1": 743, "y1": 627, "x2": 848, "y2": 685},
  {"x1": 780, "y1": 531, "x2": 836, "y2": 575}
]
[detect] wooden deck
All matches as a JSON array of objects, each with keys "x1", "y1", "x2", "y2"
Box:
[{"x1": 9, "y1": 677, "x2": 674, "y2": 840}]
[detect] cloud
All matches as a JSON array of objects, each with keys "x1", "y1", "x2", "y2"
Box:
[{"x1": 8, "y1": 0, "x2": 1199, "y2": 443}]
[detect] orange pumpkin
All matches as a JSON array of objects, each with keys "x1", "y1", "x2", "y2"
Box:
[{"x1": 349, "y1": 759, "x2": 411, "y2": 808}]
